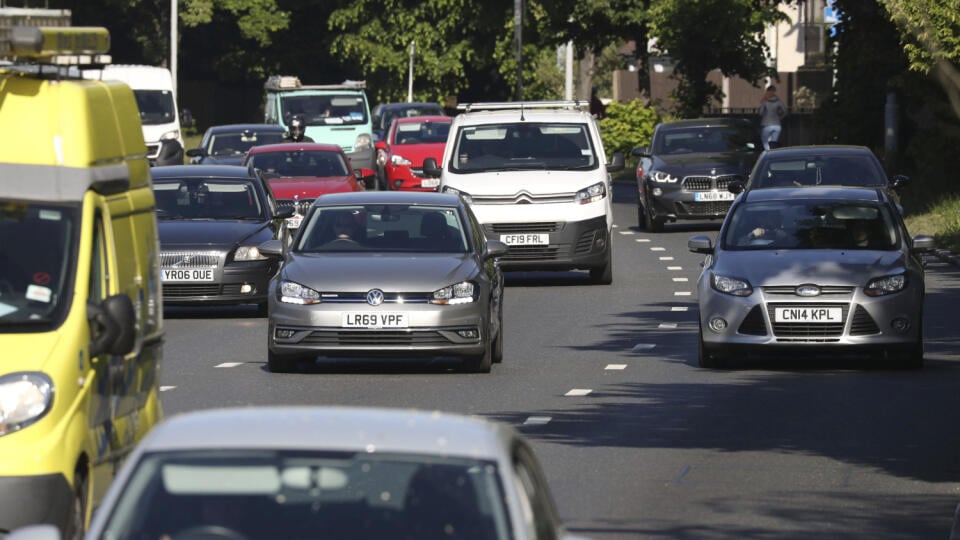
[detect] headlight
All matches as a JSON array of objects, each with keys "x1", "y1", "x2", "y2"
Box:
[
  {"x1": 650, "y1": 170, "x2": 679, "y2": 183},
  {"x1": 710, "y1": 273, "x2": 753, "y2": 297},
  {"x1": 355, "y1": 133, "x2": 373, "y2": 153},
  {"x1": 279, "y1": 280, "x2": 321, "y2": 305},
  {"x1": 865, "y1": 273, "x2": 906, "y2": 296},
  {"x1": 234, "y1": 246, "x2": 267, "y2": 261},
  {"x1": 390, "y1": 154, "x2": 412, "y2": 167},
  {"x1": 431, "y1": 281, "x2": 476, "y2": 305},
  {"x1": 575, "y1": 182, "x2": 607, "y2": 204},
  {"x1": 442, "y1": 186, "x2": 473, "y2": 204},
  {"x1": 160, "y1": 129, "x2": 181, "y2": 141},
  {"x1": 0, "y1": 373, "x2": 54, "y2": 437}
]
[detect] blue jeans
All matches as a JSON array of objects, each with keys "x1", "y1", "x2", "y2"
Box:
[{"x1": 761, "y1": 125, "x2": 782, "y2": 150}]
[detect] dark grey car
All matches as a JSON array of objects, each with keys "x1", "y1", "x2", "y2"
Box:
[{"x1": 261, "y1": 191, "x2": 506, "y2": 373}]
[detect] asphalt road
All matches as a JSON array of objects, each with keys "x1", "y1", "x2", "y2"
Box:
[{"x1": 159, "y1": 181, "x2": 960, "y2": 540}]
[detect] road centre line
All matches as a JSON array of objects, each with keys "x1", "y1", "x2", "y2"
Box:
[
  {"x1": 565, "y1": 389, "x2": 593, "y2": 397},
  {"x1": 659, "y1": 256, "x2": 674, "y2": 261},
  {"x1": 672, "y1": 277, "x2": 689, "y2": 282},
  {"x1": 523, "y1": 416, "x2": 553, "y2": 425},
  {"x1": 618, "y1": 230, "x2": 635, "y2": 235},
  {"x1": 605, "y1": 364, "x2": 628, "y2": 370},
  {"x1": 667, "y1": 266, "x2": 682, "y2": 270},
  {"x1": 635, "y1": 238, "x2": 651, "y2": 243},
  {"x1": 651, "y1": 247, "x2": 666, "y2": 251},
  {"x1": 215, "y1": 362, "x2": 244, "y2": 368},
  {"x1": 674, "y1": 291, "x2": 692, "y2": 296}
]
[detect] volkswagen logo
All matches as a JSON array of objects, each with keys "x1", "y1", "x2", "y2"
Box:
[
  {"x1": 796, "y1": 285, "x2": 821, "y2": 297},
  {"x1": 366, "y1": 289, "x2": 385, "y2": 306},
  {"x1": 173, "y1": 254, "x2": 192, "y2": 267}
]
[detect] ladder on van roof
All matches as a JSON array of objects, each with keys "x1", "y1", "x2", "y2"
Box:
[{"x1": 456, "y1": 100, "x2": 588, "y2": 113}]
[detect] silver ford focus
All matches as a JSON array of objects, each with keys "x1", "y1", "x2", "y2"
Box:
[
  {"x1": 689, "y1": 187, "x2": 934, "y2": 369},
  {"x1": 261, "y1": 191, "x2": 506, "y2": 373}
]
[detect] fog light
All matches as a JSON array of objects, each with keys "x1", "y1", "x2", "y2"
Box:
[
  {"x1": 595, "y1": 234, "x2": 607, "y2": 249},
  {"x1": 394, "y1": 180, "x2": 403, "y2": 189},
  {"x1": 457, "y1": 328, "x2": 479, "y2": 339},
  {"x1": 652, "y1": 187, "x2": 663, "y2": 197},
  {"x1": 240, "y1": 283, "x2": 254, "y2": 294},
  {"x1": 891, "y1": 318, "x2": 910, "y2": 333},
  {"x1": 708, "y1": 317, "x2": 727, "y2": 333},
  {"x1": 275, "y1": 328, "x2": 295, "y2": 339}
]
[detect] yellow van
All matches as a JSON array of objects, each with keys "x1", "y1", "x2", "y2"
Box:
[{"x1": 0, "y1": 27, "x2": 162, "y2": 538}]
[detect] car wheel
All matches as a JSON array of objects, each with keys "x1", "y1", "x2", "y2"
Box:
[
  {"x1": 636, "y1": 203, "x2": 646, "y2": 230},
  {"x1": 590, "y1": 245, "x2": 613, "y2": 285},
  {"x1": 465, "y1": 336, "x2": 493, "y2": 373},
  {"x1": 64, "y1": 467, "x2": 88, "y2": 540},
  {"x1": 889, "y1": 341, "x2": 924, "y2": 370},
  {"x1": 698, "y1": 326, "x2": 724, "y2": 369},
  {"x1": 255, "y1": 302, "x2": 268, "y2": 317},
  {"x1": 267, "y1": 349, "x2": 306, "y2": 373},
  {"x1": 492, "y1": 305, "x2": 504, "y2": 364},
  {"x1": 644, "y1": 202, "x2": 665, "y2": 233}
]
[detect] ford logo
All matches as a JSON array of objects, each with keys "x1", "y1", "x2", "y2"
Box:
[
  {"x1": 796, "y1": 285, "x2": 821, "y2": 297},
  {"x1": 366, "y1": 289, "x2": 385, "y2": 306}
]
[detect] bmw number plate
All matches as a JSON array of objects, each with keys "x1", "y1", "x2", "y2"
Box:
[
  {"x1": 774, "y1": 306, "x2": 842, "y2": 323},
  {"x1": 162, "y1": 269, "x2": 214, "y2": 282},
  {"x1": 500, "y1": 233, "x2": 549, "y2": 246},
  {"x1": 694, "y1": 191, "x2": 735, "y2": 202},
  {"x1": 342, "y1": 312, "x2": 409, "y2": 328}
]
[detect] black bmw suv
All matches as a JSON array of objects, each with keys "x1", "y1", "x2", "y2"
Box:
[{"x1": 632, "y1": 117, "x2": 763, "y2": 232}]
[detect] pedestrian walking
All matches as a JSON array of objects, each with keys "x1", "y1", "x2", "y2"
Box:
[{"x1": 758, "y1": 85, "x2": 787, "y2": 150}]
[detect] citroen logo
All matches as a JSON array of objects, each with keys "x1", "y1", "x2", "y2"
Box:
[
  {"x1": 796, "y1": 285, "x2": 821, "y2": 297},
  {"x1": 366, "y1": 289, "x2": 385, "y2": 306}
]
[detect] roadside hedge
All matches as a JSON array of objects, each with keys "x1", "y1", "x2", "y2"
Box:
[{"x1": 598, "y1": 99, "x2": 662, "y2": 157}]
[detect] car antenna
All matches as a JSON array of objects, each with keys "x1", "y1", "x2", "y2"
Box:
[{"x1": 520, "y1": 102, "x2": 525, "y2": 122}]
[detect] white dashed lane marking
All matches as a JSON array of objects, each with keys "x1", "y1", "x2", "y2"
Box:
[
  {"x1": 565, "y1": 389, "x2": 593, "y2": 397},
  {"x1": 651, "y1": 247, "x2": 666, "y2": 251},
  {"x1": 605, "y1": 364, "x2": 628, "y2": 370},
  {"x1": 632, "y1": 343, "x2": 656, "y2": 352},
  {"x1": 618, "y1": 230, "x2": 635, "y2": 235},
  {"x1": 523, "y1": 416, "x2": 553, "y2": 425},
  {"x1": 160, "y1": 386, "x2": 176, "y2": 392},
  {"x1": 667, "y1": 266, "x2": 682, "y2": 271},
  {"x1": 658, "y1": 323, "x2": 678, "y2": 329},
  {"x1": 635, "y1": 238, "x2": 651, "y2": 243},
  {"x1": 674, "y1": 291, "x2": 692, "y2": 296},
  {"x1": 672, "y1": 277, "x2": 689, "y2": 282},
  {"x1": 659, "y1": 256, "x2": 674, "y2": 261},
  {"x1": 215, "y1": 362, "x2": 244, "y2": 368}
]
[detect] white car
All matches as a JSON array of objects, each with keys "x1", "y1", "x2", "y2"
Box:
[{"x1": 422, "y1": 101, "x2": 624, "y2": 284}]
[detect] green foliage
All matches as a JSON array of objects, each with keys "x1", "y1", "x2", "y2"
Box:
[
  {"x1": 879, "y1": 0, "x2": 960, "y2": 74},
  {"x1": 181, "y1": 0, "x2": 289, "y2": 47},
  {"x1": 904, "y1": 195, "x2": 960, "y2": 252},
  {"x1": 598, "y1": 99, "x2": 661, "y2": 156}
]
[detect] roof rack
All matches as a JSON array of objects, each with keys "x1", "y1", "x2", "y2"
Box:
[
  {"x1": 456, "y1": 100, "x2": 588, "y2": 113},
  {"x1": 265, "y1": 75, "x2": 366, "y2": 91}
]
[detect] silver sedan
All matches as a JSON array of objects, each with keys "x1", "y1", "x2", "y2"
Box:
[
  {"x1": 260, "y1": 191, "x2": 506, "y2": 373},
  {"x1": 689, "y1": 187, "x2": 934, "y2": 369}
]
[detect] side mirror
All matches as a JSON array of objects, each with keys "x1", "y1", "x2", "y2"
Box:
[
  {"x1": 274, "y1": 206, "x2": 295, "y2": 220},
  {"x1": 728, "y1": 180, "x2": 745, "y2": 194},
  {"x1": 259, "y1": 238, "x2": 284, "y2": 257},
  {"x1": 88, "y1": 293, "x2": 136, "y2": 358},
  {"x1": 891, "y1": 174, "x2": 911, "y2": 189},
  {"x1": 688, "y1": 235, "x2": 714, "y2": 254},
  {"x1": 606, "y1": 152, "x2": 625, "y2": 172},
  {"x1": 485, "y1": 239, "x2": 508, "y2": 259},
  {"x1": 422, "y1": 157, "x2": 442, "y2": 178},
  {"x1": 911, "y1": 234, "x2": 935, "y2": 252},
  {"x1": 630, "y1": 146, "x2": 649, "y2": 157},
  {"x1": 185, "y1": 148, "x2": 204, "y2": 158}
]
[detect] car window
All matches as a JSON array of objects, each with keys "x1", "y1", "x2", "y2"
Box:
[
  {"x1": 280, "y1": 93, "x2": 368, "y2": 126},
  {"x1": 392, "y1": 120, "x2": 451, "y2": 145},
  {"x1": 382, "y1": 104, "x2": 444, "y2": 130},
  {"x1": 249, "y1": 150, "x2": 349, "y2": 178},
  {"x1": 752, "y1": 154, "x2": 885, "y2": 188},
  {"x1": 296, "y1": 204, "x2": 468, "y2": 253},
  {"x1": 654, "y1": 124, "x2": 758, "y2": 155},
  {"x1": 208, "y1": 131, "x2": 285, "y2": 157},
  {"x1": 153, "y1": 178, "x2": 265, "y2": 220},
  {"x1": 450, "y1": 122, "x2": 597, "y2": 172}
]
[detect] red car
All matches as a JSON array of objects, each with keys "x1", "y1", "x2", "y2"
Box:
[
  {"x1": 242, "y1": 143, "x2": 368, "y2": 230},
  {"x1": 375, "y1": 115, "x2": 451, "y2": 191}
]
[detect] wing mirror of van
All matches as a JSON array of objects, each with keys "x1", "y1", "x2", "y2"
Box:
[
  {"x1": 422, "y1": 157, "x2": 441, "y2": 178},
  {"x1": 606, "y1": 152, "x2": 625, "y2": 173},
  {"x1": 88, "y1": 293, "x2": 137, "y2": 358}
]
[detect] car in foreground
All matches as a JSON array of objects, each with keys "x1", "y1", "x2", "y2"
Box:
[
  {"x1": 261, "y1": 191, "x2": 506, "y2": 373},
  {"x1": 185, "y1": 123, "x2": 286, "y2": 165},
  {"x1": 729, "y1": 145, "x2": 910, "y2": 207},
  {"x1": 242, "y1": 142, "x2": 368, "y2": 232},
  {"x1": 152, "y1": 165, "x2": 294, "y2": 313},
  {"x1": 633, "y1": 117, "x2": 762, "y2": 232},
  {"x1": 375, "y1": 115, "x2": 451, "y2": 192},
  {"x1": 7, "y1": 406, "x2": 584, "y2": 540},
  {"x1": 689, "y1": 186, "x2": 934, "y2": 369},
  {"x1": 371, "y1": 101, "x2": 446, "y2": 142}
]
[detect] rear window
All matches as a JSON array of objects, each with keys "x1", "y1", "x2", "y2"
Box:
[
  {"x1": 653, "y1": 124, "x2": 758, "y2": 155},
  {"x1": 449, "y1": 122, "x2": 597, "y2": 173},
  {"x1": 750, "y1": 154, "x2": 886, "y2": 188}
]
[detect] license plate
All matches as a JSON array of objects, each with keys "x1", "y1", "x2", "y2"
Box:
[
  {"x1": 341, "y1": 312, "x2": 409, "y2": 328},
  {"x1": 162, "y1": 268, "x2": 214, "y2": 282},
  {"x1": 500, "y1": 233, "x2": 549, "y2": 246},
  {"x1": 694, "y1": 191, "x2": 735, "y2": 202},
  {"x1": 286, "y1": 214, "x2": 303, "y2": 229},
  {"x1": 420, "y1": 178, "x2": 440, "y2": 188},
  {"x1": 774, "y1": 306, "x2": 843, "y2": 323}
]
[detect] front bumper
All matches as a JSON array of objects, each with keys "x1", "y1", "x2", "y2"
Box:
[
  {"x1": 162, "y1": 260, "x2": 278, "y2": 305},
  {"x1": 386, "y1": 165, "x2": 439, "y2": 191},
  {"x1": 644, "y1": 176, "x2": 738, "y2": 222},
  {"x1": 0, "y1": 473, "x2": 72, "y2": 535},
  {"x1": 481, "y1": 215, "x2": 610, "y2": 272}
]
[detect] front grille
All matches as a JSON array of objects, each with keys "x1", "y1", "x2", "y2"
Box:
[
  {"x1": 300, "y1": 330, "x2": 451, "y2": 346},
  {"x1": 675, "y1": 200, "x2": 732, "y2": 216},
  {"x1": 762, "y1": 286, "x2": 855, "y2": 297},
  {"x1": 768, "y1": 303, "x2": 849, "y2": 338},
  {"x1": 849, "y1": 305, "x2": 881, "y2": 335},
  {"x1": 681, "y1": 174, "x2": 741, "y2": 191},
  {"x1": 472, "y1": 192, "x2": 573, "y2": 205},
  {"x1": 738, "y1": 305, "x2": 767, "y2": 335},
  {"x1": 160, "y1": 251, "x2": 222, "y2": 268},
  {"x1": 146, "y1": 143, "x2": 161, "y2": 157},
  {"x1": 502, "y1": 245, "x2": 560, "y2": 261},
  {"x1": 488, "y1": 222, "x2": 560, "y2": 234},
  {"x1": 277, "y1": 199, "x2": 314, "y2": 214},
  {"x1": 317, "y1": 292, "x2": 430, "y2": 304},
  {"x1": 163, "y1": 284, "x2": 221, "y2": 297}
]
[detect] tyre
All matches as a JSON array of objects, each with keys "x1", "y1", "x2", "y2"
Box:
[
  {"x1": 637, "y1": 204, "x2": 646, "y2": 230},
  {"x1": 492, "y1": 305, "x2": 504, "y2": 363},
  {"x1": 255, "y1": 302, "x2": 268, "y2": 317},
  {"x1": 889, "y1": 340, "x2": 924, "y2": 370},
  {"x1": 590, "y1": 246, "x2": 613, "y2": 285},
  {"x1": 465, "y1": 337, "x2": 492, "y2": 373},
  {"x1": 644, "y1": 202, "x2": 665, "y2": 233},
  {"x1": 698, "y1": 327, "x2": 724, "y2": 369},
  {"x1": 64, "y1": 467, "x2": 88, "y2": 540},
  {"x1": 267, "y1": 349, "x2": 305, "y2": 373}
]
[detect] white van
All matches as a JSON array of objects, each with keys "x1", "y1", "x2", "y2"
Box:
[
  {"x1": 422, "y1": 101, "x2": 624, "y2": 284},
  {"x1": 84, "y1": 65, "x2": 183, "y2": 165}
]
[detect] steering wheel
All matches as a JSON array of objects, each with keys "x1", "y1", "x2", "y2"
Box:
[{"x1": 170, "y1": 525, "x2": 249, "y2": 540}]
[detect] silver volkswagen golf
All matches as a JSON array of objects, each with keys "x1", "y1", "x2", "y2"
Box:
[
  {"x1": 261, "y1": 191, "x2": 506, "y2": 373},
  {"x1": 689, "y1": 187, "x2": 934, "y2": 369}
]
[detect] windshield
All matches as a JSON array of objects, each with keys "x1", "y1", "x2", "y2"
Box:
[
  {"x1": 654, "y1": 124, "x2": 758, "y2": 155},
  {"x1": 392, "y1": 119, "x2": 451, "y2": 145},
  {"x1": 153, "y1": 178, "x2": 265, "y2": 220},
  {"x1": 750, "y1": 154, "x2": 886, "y2": 188},
  {"x1": 296, "y1": 204, "x2": 468, "y2": 253},
  {"x1": 133, "y1": 89, "x2": 177, "y2": 126},
  {"x1": 98, "y1": 449, "x2": 512, "y2": 540},
  {"x1": 450, "y1": 123, "x2": 598, "y2": 172},
  {"x1": 207, "y1": 131, "x2": 285, "y2": 158},
  {"x1": 381, "y1": 104, "x2": 445, "y2": 131},
  {"x1": 723, "y1": 201, "x2": 899, "y2": 250},
  {"x1": 0, "y1": 201, "x2": 77, "y2": 330},
  {"x1": 248, "y1": 150, "x2": 349, "y2": 178},
  {"x1": 280, "y1": 93, "x2": 368, "y2": 126}
]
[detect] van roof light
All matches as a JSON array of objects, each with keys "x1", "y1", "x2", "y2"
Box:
[
  {"x1": 265, "y1": 75, "x2": 302, "y2": 90},
  {"x1": 265, "y1": 75, "x2": 366, "y2": 91},
  {"x1": 6, "y1": 26, "x2": 110, "y2": 61}
]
